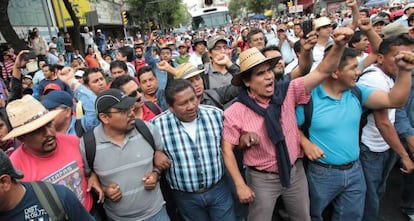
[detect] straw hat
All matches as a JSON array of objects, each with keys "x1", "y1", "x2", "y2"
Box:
[
  {"x1": 2, "y1": 95, "x2": 62, "y2": 140},
  {"x1": 314, "y1": 16, "x2": 332, "y2": 30},
  {"x1": 175, "y1": 63, "x2": 204, "y2": 80},
  {"x1": 231, "y1": 47, "x2": 281, "y2": 86}
]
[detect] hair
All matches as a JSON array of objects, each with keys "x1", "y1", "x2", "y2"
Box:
[
  {"x1": 0, "y1": 107, "x2": 12, "y2": 131},
  {"x1": 338, "y1": 47, "x2": 360, "y2": 70},
  {"x1": 247, "y1": 28, "x2": 264, "y2": 44},
  {"x1": 165, "y1": 79, "x2": 195, "y2": 106},
  {"x1": 109, "y1": 60, "x2": 128, "y2": 72},
  {"x1": 379, "y1": 34, "x2": 414, "y2": 55},
  {"x1": 117, "y1": 46, "x2": 134, "y2": 62},
  {"x1": 42, "y1": 64, "x2": 56, "y2": 73},
  {"x1": 348, "y1": 30, "x2": 364, "y2": 48},
  {"x1": 110, "y1": 75, "x2": 135, "y2": 89},
  {"x1": 261, "y1": 45, "x2": 281, "y2": 55},
  {"x1": 408, "y1": 13, "x2": 414, "y2": 27},
  {"x1": 359, "y1": 8, "x2": 370, "y2": 17},
  {"x1": 137, "y1": 66, "x2": 155, "y2": 81},
  {"x1": 83, "y1": 67, "x2": 103, "y2": 85}
]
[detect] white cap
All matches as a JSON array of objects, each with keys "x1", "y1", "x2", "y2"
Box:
[{"x1": 97, "y1": 29, "x2": 101, "y2": 33}]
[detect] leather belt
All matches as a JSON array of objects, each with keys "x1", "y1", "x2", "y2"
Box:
[
  {"x1": 248, "y1": 166, "x2": 277, "y2": 174},
  {"x1": 311, "y1": 160, "x2": 355, "y2": 170}
]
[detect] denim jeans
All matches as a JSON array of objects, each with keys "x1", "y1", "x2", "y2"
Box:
[
  {"x1": 146, "y1": 206, "x2": 170, "y2": 221},
  {"x1": 171, "y1": 179, "x2": 236, "y2": 221},
  {"x1": 401, "y1": 139, "x2": 414, "y2": 217},
  {"x1": 360, "y1": 143, "x2": 398, "y2": 221},
  {"x1": 307, "y1": 160, "x2": 366, "y2": 221}
]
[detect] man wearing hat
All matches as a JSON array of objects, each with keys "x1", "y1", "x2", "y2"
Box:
[
  {"x1": 221, "y1": 27, "x2": 355, "y2": 221},
  {"x1": 203, "y1": 35, "x2": 239, "y2": 90},
  {"x1": 313, "y1": 16, "x2": 333, "y2": 67},
  {"x1": 81, "y1": 88, "x2": 170, "y2": 221},
  {"x1": 176, "y1": 41, "x2": 190, "y2": 64},
  {"x1": 189, "y1": 38, "x2": 207, "y2": 67},
  {"x1": 174, "y1": 62, "x2": 240, "y2": 109},
  {"x1": 95, "y1": 29, "x2": 106, "y2": 54},
  {"x1": 151, "y1": 79, "x2": 236, "y2": 221},
  {"x1": 5, "y1": 95, "x2": 103, "y2": 215},
  {"x1": 0, "y1": 151, "x2": 94, "y2": 220},
  {"x1": 396, "y1": 3, "x2": 414, "y2": 27}
]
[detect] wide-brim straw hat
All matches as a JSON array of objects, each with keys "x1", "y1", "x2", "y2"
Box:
[
  {"x1": 231, "y1": 47, "x2": 281, "y2": 86},
  {"x1": 2, "y1": 95, "x2": 62, "y2": 140},
  {"x1": 175, "y1": 63, "x2": 204, "y2": 80}
]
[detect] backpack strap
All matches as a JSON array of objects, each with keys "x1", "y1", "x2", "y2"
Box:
[
  {"x1": 30, "y1": 182, "x2": 69, "y2": 221},
  {"x1": 350, "y1": 86, "x2": 362, "y2": 104},
  {"x1": 134, "y1": 119, "x2": 156, "y2": 150},
  {"x1": 202, "y1": 64, "x2": 210, "y2": 90},
  {"x1": 301, "y1": 96, "x2": 313, "y2": 138},
  {"x1": 74, "y1": 119, "x2": 84, "y2": 137},
  {"x1": 83, "y1": 129, "x2": 97, "y2": 171},
  {"x1": 144, "y1": 101, "x2": 161, "y2": 115}
]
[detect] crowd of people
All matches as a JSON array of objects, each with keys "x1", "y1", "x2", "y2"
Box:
[{"x1": 1, "y1": 0, "x2": 414, "y2": 220}]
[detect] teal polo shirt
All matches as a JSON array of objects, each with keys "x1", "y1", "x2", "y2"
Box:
[{"x1": 296, "y1": 83, "x2": 374, "y2": 165}]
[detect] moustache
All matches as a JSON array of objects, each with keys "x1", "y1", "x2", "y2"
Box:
[{"x1": 42, "y1": 136, "x2": 56, "y2": 146}]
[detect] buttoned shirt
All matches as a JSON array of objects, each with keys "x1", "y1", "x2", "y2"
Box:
[{"x1": 151, "y1": 105, "x2": 224, "y2": 192}]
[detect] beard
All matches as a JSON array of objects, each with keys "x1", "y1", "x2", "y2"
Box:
[{"x1": 136, "y1": 54, "x2": 143, "y2": 59}]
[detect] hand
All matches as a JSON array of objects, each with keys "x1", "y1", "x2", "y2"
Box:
[
  {"x1": 142, "y1": 172, "x2": 158, "y2": 190},
  {"x1": 332, "y1": 27, "x2": 354, "y2": 46},
  {"x1": 103, "y1": 183, "x2": 122, "y2": 202},
  {"x1": 236, "y1": 184, "x2": 255, "y2": 204},
  {"x1": 302, "y1": 141, "x2": 325, "y2": 161},
  {"x1": 157, "y1": 60, "x2": 173, "y2": 72},
  {"x1": 211, "y1": 53, "x2": 232, "y2": 67},
  {"x1": 14, "y1": 50, "x2": 30, "y2": 69},
  {"x1": 358, "y1": 18, "x2": 372, "y2": 32},
  {"x1": 395, "y1": 51, "x2": 414, "y2": 72},
  {"x1": 400, "y1": 156, "x2": 414, "y2": 174},
  {"x1": 345, "y1": 0, "x2": 357, "y2": 7},
  {"x1": 87, "y1": 172, "x2": 105, "y2": 203},
  {"x1": 95, "y1": 49, "x2": 103, "y2": 60},
  {"x1": 153, "y1": 150, "x2": 171, "y2": 170},
  {"x1": 239, "y1": 132, "x2": 260, "y2": 149},
  {"x1": 58, "y1": 67, "x2": 75, "y2": 85},
  {"x1": 300, "y1": 31, "x2": 318, "y2": 51}
]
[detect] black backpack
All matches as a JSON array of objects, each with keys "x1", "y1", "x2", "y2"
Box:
[{"x1": 31, "y1": 181, "x2": 69, "y2": 221}]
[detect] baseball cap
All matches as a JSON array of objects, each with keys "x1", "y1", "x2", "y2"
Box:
[
  {"x1": 97, "y1": 29, "x2": 102, "y2": 33},
  {"x1": 404, "y1": 3, "x2": 414, "y2": 12},
  {"x1": 0, "y1": 150, "x2": 24, "y2": 179},
  {"x1": 371, "y1": 16, "x2": 387, "y2": 26},
  {"x1": 43, "y1": 83, "x2": 61, "y2": 95},
  {"x1": 75, "y1": 70, "x2": 84, "y2": 78},
  {"x1": 41, "y1": 90, "x2": 73, "y2": 109},
  {"x1": 207, "y1": 36, "x2": 228, "y2": 51},
  {"x1": 95, "y1": 89, "x2": 136, "y2": 113},
  {"x1": 22, "y1": 75, "x2": 33, "y2": 80},
  {"x1": 382, "y1": 22, "x2": 409, "y2": 39}
]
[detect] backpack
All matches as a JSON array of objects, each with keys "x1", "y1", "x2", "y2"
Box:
[
  {"x1": 83, "y1": 119, "x2": 155, "y2": 171},
  {"x1": 144, "y1": 101, "x2": 161, "y2": 115},
  {"x1": 301, "y1": 86, "x2": 363, "y2": 138},
  {"x1": 30, "y1": 181, "x2": 69, "y2": 221}
]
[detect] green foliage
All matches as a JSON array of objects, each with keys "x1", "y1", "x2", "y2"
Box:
[
  {"x1": 246, "y1": 0, "x2": 272, "y2": 14},
  {"x1": 126, "y1": 0, "x2": 187, "y2": 29},
  {"x1": 228, "y1": 0, "x2": 246, "y2": 18}
]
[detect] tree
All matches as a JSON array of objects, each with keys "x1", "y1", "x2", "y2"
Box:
[
  {"x1": 0, "y1": 0, "x2": 28, "y2": 52},
  {"x1": 62, "y1": 0, "x2": 82, "y2": 53},
  {"x1": 229, "y1": 0, "x2": 246, "y2": 18},
  {"x1": 246, "y1": 0, "x2": 272, "y2": 14}
]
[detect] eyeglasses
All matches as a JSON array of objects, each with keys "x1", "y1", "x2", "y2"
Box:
[
  {"x1": 277, "y1": 29, "x2": 286, "y2": 32},
  {"x1": 212, "y1": 45, "x2": 229, "y2": 51},
  {"x1": 128, "y1": 89, "x2": 142, "y2": 102},
  {"x1": 104, "y1": 106, "x2": 134, "y2": 115}
]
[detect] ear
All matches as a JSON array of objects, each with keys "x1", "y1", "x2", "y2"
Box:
[
  {"x1": 0, "y1": 175, "x2": 12, "y2": 191},
  {"x1": 242, "y1": 78, "x2": 250, "y2": 88},
  {"x1": 168, "y1": 106, "x2": 174, "y2": 114},
  {"x1": 331, "y1": 70, "x2": 340, "y2": 79},
  {"x1": 98, "y1": 113, "x2": 110, "y2": 125},
  {"x1": 377, "y1": 54, "x2": 384, "y2": 65}
]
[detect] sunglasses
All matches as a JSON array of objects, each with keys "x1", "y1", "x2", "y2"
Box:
[{"x1": 128, "y1": 88, "x2": 142, "y2": 102}]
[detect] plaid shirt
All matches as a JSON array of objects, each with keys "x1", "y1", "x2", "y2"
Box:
[{"x1": 151, "y1": 105, "x2": 224, "y2": 192}]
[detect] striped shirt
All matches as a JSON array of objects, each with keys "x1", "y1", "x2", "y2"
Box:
[
  {"x1": 2, "y1": 60, "x2": 14, "y2": 80},
  {"x1": 151, "y1": 105, "x2": 224, "y2": 192},
  {"x1": 222, "y1": 77, "x2": 310, "y2": 173}
]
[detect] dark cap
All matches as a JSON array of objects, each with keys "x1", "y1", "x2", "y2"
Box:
[
  {"x1": 95, "y1": 89, "x2": 136, "y2": 113},
  {"x1": 0, "y1": 150, "x2": 24, "y2": 179},
  {"x1": 192, "y1": 38, "x2": 207, "y2": 46},
  {"x1": 207, "y1": 36, "x2": 228, "y2": 51},
  {"x1": 41, "y1": 90, "x2": 73, "y2": 109}
]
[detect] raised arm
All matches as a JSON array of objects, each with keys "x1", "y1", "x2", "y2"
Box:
[
  {"x1": 365, "y1": 51, "x2": 414, "y2": 109},
  {"x1": 346, "y1": 0, "x2": 360, "y2": 30},
  {"x1": 303, "y1": 27, "x2": 354, "y2": 92},
  {"x1": 359, "y1": 18, "x2": 383, "y2": 69},
  {"x1": 290, "y1": 31, "x2": 317, "y2": 79}
]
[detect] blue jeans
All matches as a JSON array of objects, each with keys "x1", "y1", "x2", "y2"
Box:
[
  {"x1": 172, "y1": 179, "x2": 236, "y2": 221},
  {"x1": 401, "y1": 139, "x2": 414, "y2": 216},
  {"x1": 146, "y1": 206, "x2": 170, "y2": 221},
  {"x1": 360, "y1": 143, "x2": 398, "y2": 221},
  {"x1": 307, "y1": 160, "x2": 366, "y2": 221}
]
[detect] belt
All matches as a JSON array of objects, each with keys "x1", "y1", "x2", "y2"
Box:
[
  {"x1": 311, "y1": 160, "x2": 355, "y2": 170},
  {"x1": 248, "y1": 166, "x2": 277, "y2": 174}
]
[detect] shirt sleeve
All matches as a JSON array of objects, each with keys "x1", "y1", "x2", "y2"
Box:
[
  {"x1": 74, "y1": 84, "x2": 99, "y2": 132},
  {"x1": 395, "y1": 106, "x2": 414, "y2": 138},
  {"x1": 222, "y1": 106, "x2": 243, "y2": 145}
]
